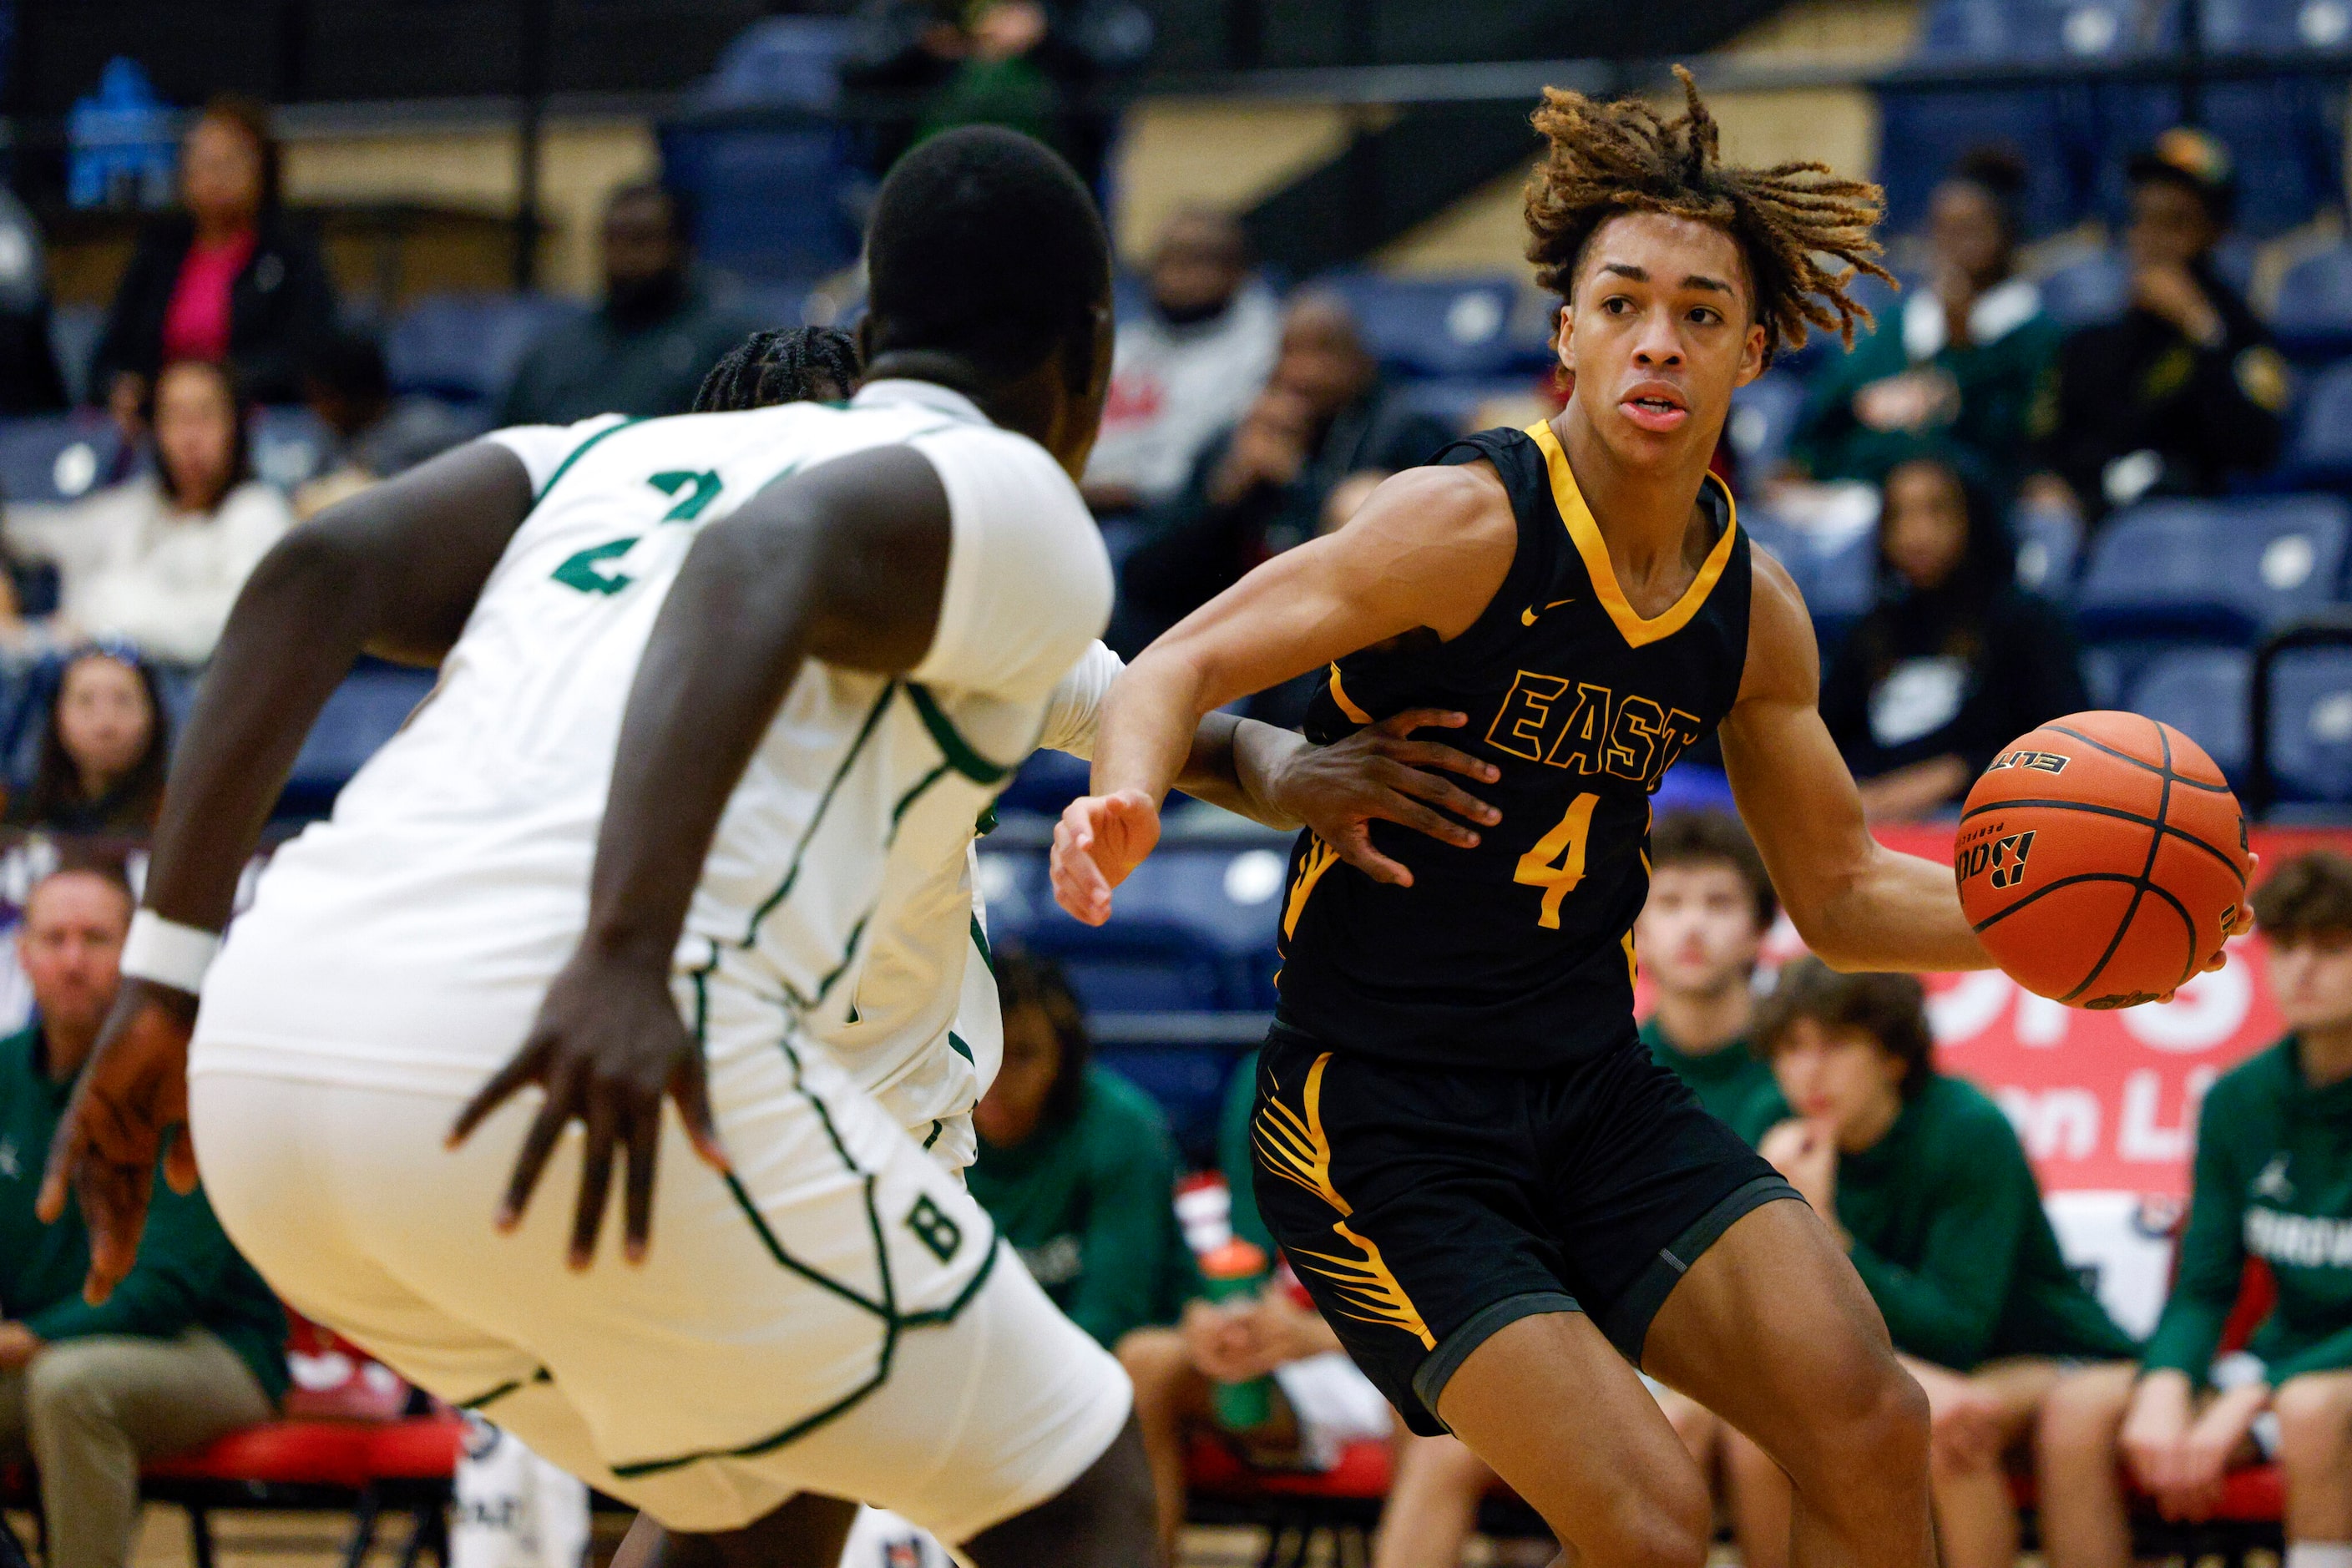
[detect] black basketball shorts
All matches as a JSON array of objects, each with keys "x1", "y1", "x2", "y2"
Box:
[{"x1": 1250, "y1": 1024, "x2": 1798, "y2": 1436}]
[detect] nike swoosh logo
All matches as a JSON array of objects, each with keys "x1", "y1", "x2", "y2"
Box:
[{"x1": 1520, "y1": 599, "x2": 1576, "y2": 626}]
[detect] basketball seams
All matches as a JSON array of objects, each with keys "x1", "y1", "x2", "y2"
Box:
[
  {"x1": 2058, "y1": 716, "x2": 2172, "y2": 1005},
  {"x1": 2044, "y1": 722, "x2": 2233, "y2": 794},
  {"x1": 1956, "y1": 797, "x2": 2244, "y2": 884},
  {"x1": 1970, "y1": 870, "x2": 2150, "y2": 934}
]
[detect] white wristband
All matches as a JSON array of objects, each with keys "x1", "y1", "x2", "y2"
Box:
[{"x1": 120, "y1": 911, "x2": 221, "y2": 994}]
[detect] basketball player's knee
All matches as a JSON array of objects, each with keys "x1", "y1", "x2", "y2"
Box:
[
  {"x1": 1114, "y1": 1328, "x2": 1201, "y2": 1425},
  {"x1": 1806, "y1": 1353, "x2": 1930, "y2": 1485},
  {"x1": 2272, "y1": 1372, "x2": 2352, "y2": 1474},
  {"x1": 1581, "y1": 1464, "x2": 1711, "y2": 1568},
  {"x1": 2037, "y1": 1365, "x2": 2132, "y2": 1457}
]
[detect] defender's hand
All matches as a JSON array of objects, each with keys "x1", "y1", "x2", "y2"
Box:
[
  {"x1": 1265, "y1": 709, "x2": 1500, "y2": 888},
  {"x1": 449, "y1": 952, "x2": 726, "y2": 1269},
  {"x1": 39, "y1": 979, "x2": 200, "y2": 1304},
  {"x1": 1051, "y1": 791, "x2": 1161, "y2": 926}
]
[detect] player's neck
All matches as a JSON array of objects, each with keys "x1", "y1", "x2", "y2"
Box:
[
  {"x1": 1652, "y1": 984, "x2": 1753, "y2": 1056},
  {"x1": 1551, "y1": 403, "x2": 1717, "y2": 594}
]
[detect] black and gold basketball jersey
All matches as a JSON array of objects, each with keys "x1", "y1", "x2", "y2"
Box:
[{"x1": 1274, "y1": 421, "x2": 1753, "y2": 1070}]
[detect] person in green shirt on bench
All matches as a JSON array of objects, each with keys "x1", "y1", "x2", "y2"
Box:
[
  {"x1": 965, "y1": 948, "x2": 1193, "y2": 1353},
  {"x1": 2039, "y1": 848, "x2": 2352, "y2": 1568},
  {"x1": 1732, "y1": 959, "x2": 2137, "y2": 1568},
  {"x1": 0, "y1": 862, "x2": 286, "y2": 1568}
]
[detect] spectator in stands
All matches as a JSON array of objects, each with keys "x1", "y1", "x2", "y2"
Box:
[
  {"x1": 1082, "y1": 209, "x2": 1280, "y2": 518},
  {"x1": 0, "y1": 187, "x2": 69, "y2": 416},
  {"x1": 1730, "y1": 960, "x2": 2137, "y2": 1568},
  {"x1": 90, "y1": 95, "x2": 337, "y2": 428},
  {"x1": 3, "y1": 360, "x2": 291, "y2": 665},
  {"x1": 293, "y1": 331, "x2": 473, "y2": 520},
  {"x1": 2038, "y1": 849, "x2": 2352, "y2": 1568},
  {"x1": 0, "y1": 864, "x2": 286, "y2": 1568},
  {"x1": 3, "y1": 649, "x2": 169, "y2": 834},
  {"x1": 842, "y1": 0, "x2": 1149, "y2": 189},
  {"x1": 497, "y1": 182, "x2": 764, "y2": 428},
  {"x1": 1370, "y1": 808, "x2": 1780, "y2": 1568},
  {"x1": 966, "y1": 948, "x2": 1193, "y2": 1349},
  {"x1": 1818, "y1": 453, "x2": 2086, "y2": 820},
  {"x1": 1119, "y1": 1056, "x2": 1395, "y2": 1564},
  {"x1": 2031, "y1": 129, "x2": 2289, "y2": 524},
  {"x1": 1791, "y1": 149, "x2": 2058, "y2": 494},
  {"x1": 1118, "y1": 290, "x2": 1454, "y2": 653}
]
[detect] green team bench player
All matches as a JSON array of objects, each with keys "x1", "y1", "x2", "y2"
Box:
[
  {"x1": 2041, "y1": 847, "x2": 2352, "y2": 1568},
  {"x1": 0, "y1": 866, "x2": 286, "y2": 1568}
]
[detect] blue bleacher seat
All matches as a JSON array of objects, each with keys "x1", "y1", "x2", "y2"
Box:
[
  {"x1": 1743, "y1": 513, "x2": 1879, "y2": 649},
  {"x1": 979, "y1": 841, "x2": 1287, "y2": 1015},
  {"x1": 2272, "y1": 247, "x2": 2352, "y2": 362},
  {"x1": 2286, "y1": 359, "x2": 2352, "y2": 487},
  {"x1": 1395, "y1": 376, "x2": 1540, "y2": 436},
  {"x1": 1318, "y1": 274, "x2": 1548, "y2": 380},
  {"x1": 47, "y1": 303, "x2": 104, "y2": 407},
  {"x1": 2128, "y1": 645, "x2": 2252, "y2": 780},
  {"x1": 2012, "y1": 500, "x2": 2085, "y2": 596},
  {"x1": 997, "y1": 748, "x2": 1092, "y2": 819},
  {"x1": 660, "y1": 18, "x2": 863, "y2": 286},
  {"x1": 249, "y1": 407, "x2": 334, "y2": 493},
  {"x1": 2195, "y1": 84, "x2": 2347, "y2": 239},
  {"x1": 0, "y1": 415, "x2": 120, "y2": 505},
  {"x1": 2074, "y1": 495, "x2": 2351, "y2": 643},
  {"x1": 277, "y1": 662, "x2": 439, "y2": 818},
  {"x1": 2038, "y1": 251, "x2": 2132, "y2": 329},
  {"x1": 1095, "y1": 1046, "x2": 1247, "y2": 1165},
  {"x1": 1874, "y1": 89, "x2": 2096, "y2": 239},
  {"x1": 1726, "y1": 369, "x2": 1808, "y2": 476},
  {"x1": 2200, "y1": 0, "x2": 2352, "y2": 47},
  {"x1": 2269, "y1": 645, "x2": 2352, "y2": 800},
  {"x1": 386, "y1": 295, "x2": 585, "y2": 405}
]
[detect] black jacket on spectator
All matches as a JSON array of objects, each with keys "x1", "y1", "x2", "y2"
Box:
[
  {"x1": 2035, "y1": 260, "x2": 2288, "y2": 523},
  {"x1": 1119, "y1": 388, "x2": 1454, "y2": 650},
  {"x1": 92, "y1": 212, "x2": 338, "y2": 406},
  {"x1": 497, "y1": 275, "x2": 763, "y2": 429},
  {"x1": 0, "y1": 189, "x2": 67, "y2": 415},
  {"x1": 1821, "y1": 582, "x2": 2088, "y2": 781}
]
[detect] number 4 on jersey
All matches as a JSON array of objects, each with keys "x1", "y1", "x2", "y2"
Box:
[{"x1": 1515, "y1": 792, "x2": 1599, "y2": 928}]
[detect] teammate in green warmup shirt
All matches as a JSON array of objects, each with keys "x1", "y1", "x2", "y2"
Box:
[
  {"x1": 964, "y1": 951, "x2": 1192, "y2": 1350},
  {"x1": 1735, "y1": 960, "x2": 2136, "y2": 1568},
  {"x1": 2040, "y1": 850, "x2": 2352, "y2": 1568},
  {"x1": 1639, "y1": 809, "x2": 1781, "y2": 1128}
]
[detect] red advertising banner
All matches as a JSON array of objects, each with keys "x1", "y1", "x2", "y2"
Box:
[{"x1": 1844, "y1": 825, "x2": 2352, "y2": 1200}]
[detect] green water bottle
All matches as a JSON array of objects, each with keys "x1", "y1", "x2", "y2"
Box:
[{"x1": 1200, "y1": 1237, "x2": 1275, "y2": 1431}]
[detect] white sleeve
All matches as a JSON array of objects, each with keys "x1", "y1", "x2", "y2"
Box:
[
  {"x1": 485, "y1": 414, "x2": 626, "y2": 497},
  {"x1": 905, "y1": 425, "x2": 1113, "y2": 705},
  {"x1": 1037, "y1": 641, "x2": 1125, "y2": 760}
]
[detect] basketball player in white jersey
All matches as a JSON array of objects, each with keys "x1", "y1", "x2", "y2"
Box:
[
  {"x1": 42, "y1": 129, "x2": 1240, "y2": 1568},
  {"x1": 593, "y1": 330, "x2": 1499, "y2": 1568}
]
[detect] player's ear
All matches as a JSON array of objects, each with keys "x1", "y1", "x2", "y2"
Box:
[
  {"x1": 1733, "y1": 319, "x2": 1767, "y2": 389},
  {"x1": 1555, "y1": 301, "x2": 1576, "y2": 376}
]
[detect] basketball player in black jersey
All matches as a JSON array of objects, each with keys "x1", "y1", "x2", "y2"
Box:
[{"x1": 1051, "y1": 76, "x2": 2231, "y2": 1568}]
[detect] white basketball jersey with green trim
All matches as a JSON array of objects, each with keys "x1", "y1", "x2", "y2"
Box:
[{"x1": 194, "y1": 381, "x2": 1112, "y2": 1102}]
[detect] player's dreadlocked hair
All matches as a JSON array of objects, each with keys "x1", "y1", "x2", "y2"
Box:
[
  {"x1": 1524, "y1": 67, "x2": 1891, "y2": 359},
  {"x1": 692, "y1": 326, "x2": 863, "y2": 413}
]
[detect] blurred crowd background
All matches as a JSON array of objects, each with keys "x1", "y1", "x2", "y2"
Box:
[{"x1": 0, "y1": 2, "x2": 2344, "y2": 1565}]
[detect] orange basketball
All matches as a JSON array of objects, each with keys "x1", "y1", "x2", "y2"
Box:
[{"x1": 1955, "y1": 711, "x2": 2250, "y2": 1009}]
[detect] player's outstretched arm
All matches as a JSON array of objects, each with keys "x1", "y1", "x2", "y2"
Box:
[
  {"x1": 1054, "y1": 463, "x2": 1516, "y2": 923},
  {"x1": 1719, "y1": 550, "x2": 1995, "y2": 974},
  {"x1": 451, "y1": 445, "x2": 959, "y2": 1269},
  {"x1": 40, "y1": 441, "x2": 539, "y2": 1302}
]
